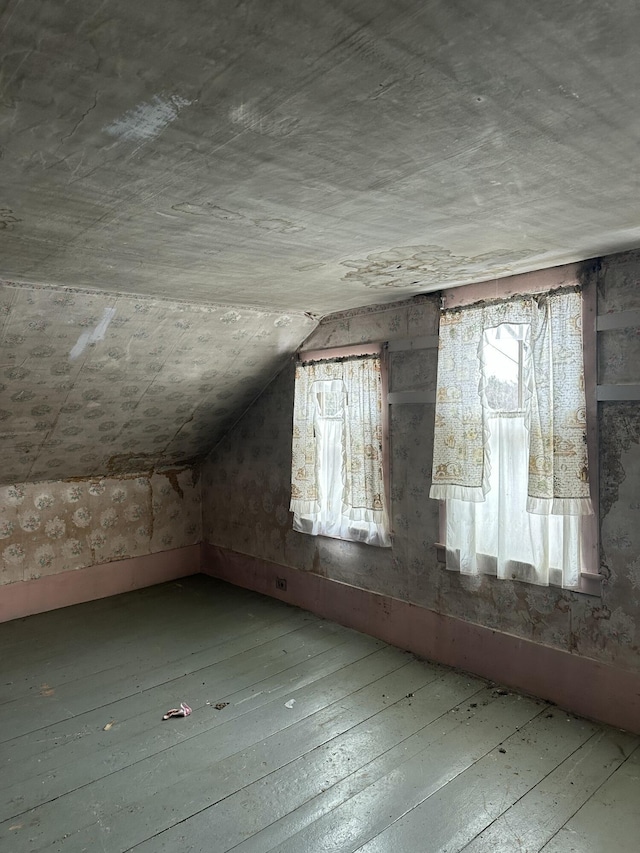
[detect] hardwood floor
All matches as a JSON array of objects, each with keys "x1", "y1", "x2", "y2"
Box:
[{"x1": 1, "y1": 575, "x2": 638, "y2": 853}]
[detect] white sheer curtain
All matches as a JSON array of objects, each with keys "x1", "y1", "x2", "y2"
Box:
[
  {"x1": 446, "y1": 414, "x2": 583, "y2": 587},
  {"x1": 430, "y1": 290, "x2": 593, "y2": 588},
  {"x1": 290, "y1": 355, "x2": 390, "y2": 547}
]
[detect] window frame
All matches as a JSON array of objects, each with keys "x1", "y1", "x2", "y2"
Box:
[
  {"x1": 435, "y1": 264, "x2": 600, "y2": 596},
  {"x1": 294, "y1": 342, "x2": 391, "y2": 544}
]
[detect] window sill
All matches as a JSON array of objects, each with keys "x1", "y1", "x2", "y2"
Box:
[{"x1": 434, "y1": 543, "x2": 602, "y2": 598}]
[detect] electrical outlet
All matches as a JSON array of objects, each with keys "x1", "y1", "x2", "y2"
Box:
[{"x1": 276, "y1": 577, "x2": 287, "y2": 591}]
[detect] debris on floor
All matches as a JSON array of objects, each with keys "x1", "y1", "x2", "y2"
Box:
[
  {"x1": 103, "y1": 721, "x2": 115, "y2": 731},
  {"x1": 284, "y1": 699, "x2": 296, "y2": 709},
  {"x1": 162, "y1": 702, "x2": 192, "y2": 720},
  {"x1": 214, "y1": 702, "x2": 229, "y2": 710}
]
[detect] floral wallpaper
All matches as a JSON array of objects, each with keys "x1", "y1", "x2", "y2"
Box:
[
  {"x1": 302, "y1": 294, "x2": 438, "y2": 349},
  {"x1": 203, "y1": 250, "x2": 640, "y2": 677},
  {"x1": 0, "y1": 281, "x2": 316, "y2": 484},
  {"x1": 0, "y1": 468, "x2": 201, "y2": 585}
]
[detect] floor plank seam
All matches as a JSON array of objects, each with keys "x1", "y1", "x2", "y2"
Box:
[
  {"x1": 0, "y1": 625, "x2": 361, "y2": 747},
  {"x1": 4, "y1": 580, "x2": 639, "y2": 853},
  {"x1": 119, "y1": 670, "x2": 478, "y2": 853},
  {"x1": 537, "y1": 739, "x2": 640, "y2": 853},
  {"x1": 342, "y1": 705, "x2": 550, "y2": 853},
  {"x1": 455, "y1": 728, "x2": 605, "y2": 852},
  {"x1": 1, "y1": 646, "x2": 395, "y2": 822},
  {"x1": 221, "y1": 682, "x2": 494, "y2": 853}
]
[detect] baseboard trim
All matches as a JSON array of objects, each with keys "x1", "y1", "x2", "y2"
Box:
[
  {"x1": 202, "y1": 543, "x2": 640, "y2": 735},
  {"x1": 0, "y1": 545, "x2": 200, "y2": 622}
]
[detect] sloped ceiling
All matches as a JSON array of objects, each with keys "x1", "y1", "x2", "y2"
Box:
[
  {"x1": 2, "y1": 0, "x2": 640, "y2": 482},
  {"x1": 0, "y1": 283, "x2": 314, "y2": 484}
]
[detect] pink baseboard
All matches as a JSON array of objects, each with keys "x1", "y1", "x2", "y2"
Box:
[
  {"x1": 202, "y1": 543, "x2": 640, "y2": 735},
  {"x1": 0, "y1": 545, "x2": 200, "y2": 622}
]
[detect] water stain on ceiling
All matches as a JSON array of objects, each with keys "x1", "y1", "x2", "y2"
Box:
[{"x1": 341, "y1": 246, "x2": 538, "y2": 290}]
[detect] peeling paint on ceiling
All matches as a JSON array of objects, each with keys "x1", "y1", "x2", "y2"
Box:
[{"x1": 340, "y1": 246, "x2": 538, "y2": 290}]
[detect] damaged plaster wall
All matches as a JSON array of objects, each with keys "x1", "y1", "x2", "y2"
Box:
[
  {"x1": 202, "y1": 250, "x2": 640, "y2": 677},
  {"x1": 0, "y1": 468, "x2": 201, "y2": 585}
]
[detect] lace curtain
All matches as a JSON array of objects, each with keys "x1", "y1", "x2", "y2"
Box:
[
  {"x1": 430, "y1": 289, "x2": 593, "y2": 587},
  {"x1": 290, "y1": 355, "x2": 390, "y2": 547}
]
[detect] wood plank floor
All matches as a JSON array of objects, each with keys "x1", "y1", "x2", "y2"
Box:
[{"x1": 1, "y1": 575, "x2": 638, "y2": 853}]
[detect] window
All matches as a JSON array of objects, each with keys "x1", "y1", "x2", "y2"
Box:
[
  {"x1": 290, "y1": 352, "x2": 391, "y2": 547},
  {"x1": 430, "y1": 288, "x2": 595, "y2": 589}
]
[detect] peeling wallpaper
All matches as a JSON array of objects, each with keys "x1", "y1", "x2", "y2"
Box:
[
  {"x1": 302, "y1": 294, "x2": 438, "y2": 348},
  {"x1": 0, "y1": 281, "x2": 316, "y2": 484},
  {"x1": 202, "y1": 251, "x2": 640, "y2": 676},
  {"x1": 0, "y1": 468, "x2": 201, "y2": 585}
]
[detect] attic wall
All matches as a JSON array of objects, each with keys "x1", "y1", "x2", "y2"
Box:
[
  {"x1": 0, "y1": 281, "x2": 316, "y2": 483},
  {"x1": 202, "y1": 296, "x2": 438, "y2": 599},
  {"x1": 0, "y1": 468, "x2": 201, "y2": 587},
  {"x1": 202, "y1": 250, "x2": 640, "y2": 679}
]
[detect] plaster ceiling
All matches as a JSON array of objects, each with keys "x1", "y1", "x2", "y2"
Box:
[
  {"x1": 2, "y1": 0, "x2": 640, "y2": 484},
  {"x1": 2, "y1": 0, "x2": 640, "y2": 313}
]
